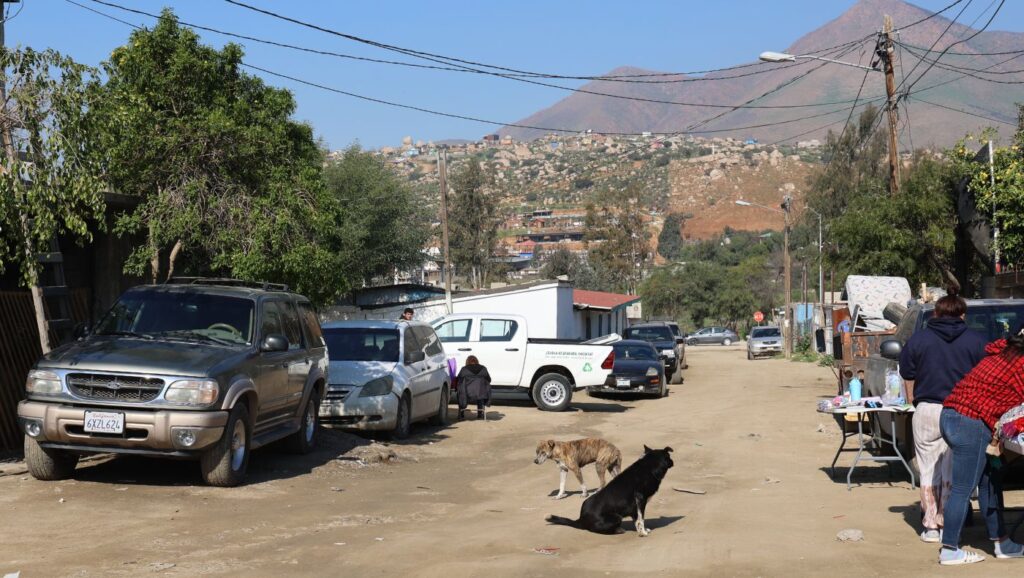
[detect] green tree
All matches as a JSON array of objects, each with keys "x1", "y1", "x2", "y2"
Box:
[
  {"x1": 90, "y1": 12, "x2": 343, "y2": 303},
  {"x1": 657, "y1": 213, "x2": 686, "y2": 260},
  {"x1": 539, "y1": 246, "x2": 601, "y2": 289},
  {"x1": 324, "y1": 146, "x2": 430, "y2": 284},
  {"x1": 585, "y1": 187, "x2": 651, "y2": 294},
  {"x1": 448, "y1": 160, "x2": 499, "y2": 289},
  {"x1": 0, "y1": 48, "x2": 106, "y2": 352}
]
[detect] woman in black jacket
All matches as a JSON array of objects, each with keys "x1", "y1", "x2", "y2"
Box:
[{"x1": 456, "y1": 355, "x2": 492, "y2": 420}]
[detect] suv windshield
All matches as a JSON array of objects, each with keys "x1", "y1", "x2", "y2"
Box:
[
  {"x1": 751, "y1": 327, "x2": 781, "y2": 338},
  {"x1": 624, "y1": 326, "x2": 674, "y2": 341},
  {"x1": 323, "y1": 328, "x2": 400, "y2": 362},
  {"x1": 96, "y1": 291, "x2": 254, "y2": 345},
  {"x1": 614, "y1": 343, "x2": 658, "y2": 360}
]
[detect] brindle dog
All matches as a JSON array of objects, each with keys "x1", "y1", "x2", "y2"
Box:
[{"x1": 534, "y1": 438, "x2": 622, "y2": 499}]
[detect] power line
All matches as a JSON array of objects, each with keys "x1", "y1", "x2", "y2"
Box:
[
  {"x1": 897, "y1": 0, "x2": 970, "y2": 30},
  {"x1": 912, "y1": 96, "x2": 1017, "y2": 125},
  {"x1": 895, "y1": 0, "x2": 975, "y2": 95},
  {"x1": 67, "y1": 0, "x2": 889, "y2": 139},
  {"x1": 221, "y1": 0, "x2": 875, "y2": 82}
]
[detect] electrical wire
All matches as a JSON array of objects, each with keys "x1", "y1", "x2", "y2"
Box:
[
  {"x1": 912, "y1": 96, "x2": 1017, "y2": 125},
  {"x1": 895, "y1": 0, "x2": 975, "y2": 95},
  {"x1": 221, "y1": 0, "x2": 875, "y2": 82},
  {"x1": 894, "y1": 34, "x2": 916, "y2": 153}
]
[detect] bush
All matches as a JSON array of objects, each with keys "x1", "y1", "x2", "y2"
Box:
[{"x1": 573, "y1": 178, "x2": 594, "y2": 189}]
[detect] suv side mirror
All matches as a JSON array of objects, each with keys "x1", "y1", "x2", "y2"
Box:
[
  {"x1": 880, "y1": 339, "x2": 903, "y2": 360},
  {"x1": 406, "y1": 350, "x2": 425, "y2": 364},
  {"x1": 261, "y1": 334, "x2": 289, "y2": 352},
  {"x1": 676, "y1": 337, "x2": 685, "y2": 344},
  {"x1": 73, "y1": 322, "x2": 91, "y2": 339}
]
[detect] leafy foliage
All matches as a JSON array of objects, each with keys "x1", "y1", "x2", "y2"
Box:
[
  {"x1": 584, "y1": 187, "x2": 651, "y2": 294},
  {"x1": 657, "y1": 213, "x2": 686, "y2": 260},
  {"x1": 0, "y1": 48, "x2": 105, "y2": 287},
  {"x1": 448, "y1": 160, "x2": 499, "y2": 289}
]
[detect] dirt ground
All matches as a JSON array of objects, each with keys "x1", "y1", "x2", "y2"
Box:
[{"x1": 2, "y1": 345, "x2": 1022, "y2": 577}]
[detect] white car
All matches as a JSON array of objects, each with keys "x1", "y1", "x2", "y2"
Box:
[
  {"x1": 431, "y1": 313, "x2": 614, "y2": 412},
  {"x1": 318, "y1": 320, "x2": 450, "y2": 439}
]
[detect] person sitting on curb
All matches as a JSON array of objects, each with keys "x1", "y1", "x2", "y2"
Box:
[{"x1": 456, "y1": 355, "x2": 491, "y2": 420}]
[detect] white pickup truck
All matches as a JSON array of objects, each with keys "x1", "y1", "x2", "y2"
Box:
[{"x1": 431, "y1": 313, "x2": 614, "y2": 411}]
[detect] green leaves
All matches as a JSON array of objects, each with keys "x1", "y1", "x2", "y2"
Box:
[
  {"x1": 448, "y1": 161, "x2": 499, "y2": 288},
  {"x1": 0, "y1": 47, "x2": 106, "y2": 287}
]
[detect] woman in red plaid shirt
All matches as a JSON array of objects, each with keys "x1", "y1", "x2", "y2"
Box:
[{"x1": 938, "y1": 327, "x2": 1024, "y2": 565}]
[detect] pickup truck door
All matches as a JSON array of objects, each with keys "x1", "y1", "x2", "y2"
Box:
[
  {"x1": 470, "y1": 318, "x2": 525, "y2": 386},
  {"x1": 435, "y1": 317, "x2": 474, "y2": 369}
]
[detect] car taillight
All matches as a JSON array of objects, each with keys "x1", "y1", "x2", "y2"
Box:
[{"x1": 601, "y1": 351, "x2": 615, "y2": 370}]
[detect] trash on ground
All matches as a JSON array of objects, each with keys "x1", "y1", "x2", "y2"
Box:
[
  {"x1": 836, "y1": 529, "x2": 865, "y2": 542},
  {"x1": 533, "y1": 547, "x2": 560, "y2": 556},
  {"x1": 672, "y1": 487, "x2": 707, "y2": 495}
]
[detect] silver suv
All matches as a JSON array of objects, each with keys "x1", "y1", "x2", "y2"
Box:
[{"x1": 17, "y1": 279, "x2": 328, "y2": 487}]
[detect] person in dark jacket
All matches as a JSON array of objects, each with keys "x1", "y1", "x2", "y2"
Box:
[
  {"x1": 899, "y1": 291, "x2": 987, "y2": 544},
  {"x1": 456, "y1": 355, "x2": 491, "y2": 420}
]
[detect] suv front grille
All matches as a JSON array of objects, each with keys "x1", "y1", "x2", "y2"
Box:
[{"x1": 67, "y1": 373, "x2": 165, "y2": 403}]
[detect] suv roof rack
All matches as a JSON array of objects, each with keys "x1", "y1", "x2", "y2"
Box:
[{"x1": 166, "y1": 277, "x2": 290, "y2": 292}]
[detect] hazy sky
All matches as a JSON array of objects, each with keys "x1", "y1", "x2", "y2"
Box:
[{"x1": 8, "y1": 0, "x2": 1024, "y2": 148}]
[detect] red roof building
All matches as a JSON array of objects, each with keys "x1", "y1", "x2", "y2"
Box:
[{"x1": 573, "y1": 289, "x2": 642, "y2": 339}]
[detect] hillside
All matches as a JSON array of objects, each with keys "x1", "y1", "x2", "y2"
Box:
[{"x1": 499, "y1": 0, "x2": 1024, "y2": 147}]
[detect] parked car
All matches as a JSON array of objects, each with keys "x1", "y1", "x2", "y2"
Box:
[
  {"x1": 17, "y1": 279, "x2": 328, "y2": 487},
  {"x1": 686, "y1": 326, "x2": 739, "y2": 346},
  {"x1": 747, "y1": 326, "x2": 783, "y2": 359},
  {"x1": 643, "y1": 320, "x2": 688, "y2": 370},
  {"x1": 319, "y1": 320, "x2": 450, "y2": 439},
  {"x1": 431, "y1": 313, "x2": 614, "y2": 412},
  {"x1": 621, "y1": 323, "x2": 683, "y2": 384},
  {"x1": 869, "y1": 298, "x2": 1024, "y2": 398},
  {"x1": 588, "y1": 340, "x2": 666, "y2": 398}
]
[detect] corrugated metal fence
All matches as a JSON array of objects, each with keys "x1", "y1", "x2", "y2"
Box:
[{"x1": 0, "y1": 289, "x2": 90, "y2": 453}]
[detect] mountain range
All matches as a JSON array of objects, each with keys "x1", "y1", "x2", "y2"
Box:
[{"x1": 500, "y1": 0, "x2": 1024, "y2": 147}]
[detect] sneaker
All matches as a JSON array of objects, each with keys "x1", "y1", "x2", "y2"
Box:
[
  {"x1": 995, "y1": 539, "x2": 1024, "y2": 559},
  {"x1": 939, "y1": 548, "x2": 985, "y2": 565},
  {"x1": 920, "y1": 529, "x2": 941, "y2": 543}
]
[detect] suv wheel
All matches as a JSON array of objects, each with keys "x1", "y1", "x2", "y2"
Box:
[
  {"x1": 722, "y1": 338, "x2": 732, "y2": 346},
  {"x1": 389, "y1": 393, "x2": 412, "y2": 440},
  {"x1": 24, "y1": 436, "x2": 78, "y2": 481},
  {"x1": 201, "y1": 404, "x2": 251, "y2": 487},
  {"x1": 429, "y1": 385, "x2": 450, "y2": 426},
  {"x1": 285, "y1": 392, "x2": 319, "y2": 454},
  {"x1": 532, "y1": 373, "x2": 573, "y2": 412}
]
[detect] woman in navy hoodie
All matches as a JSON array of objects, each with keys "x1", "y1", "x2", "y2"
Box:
[{"x1": 899, "y1": 291, "x2": 988, "y2": 543}]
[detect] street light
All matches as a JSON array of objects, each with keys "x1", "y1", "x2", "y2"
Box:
[
  {"x1": 758, "y1": 51, "x2": 881, "y2": 72},
  {"x1": 735, "y1": 198, "x2": 792, "y2": 359}
]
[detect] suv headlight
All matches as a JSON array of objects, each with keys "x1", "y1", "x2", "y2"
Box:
[
  {"x1": 359, "y1": 376, "x2": 394, "y2": 397},
  {"x1": 661, "y1": 349, "x2": 675, "y2": 358},
  {"x1": 165, "y1": 379, "x2": 219, "y2": 406},
  {"x1": 26, "y1": 370, "x2": 61, "y2": 395},
  {"x1": 646, "y1": 367, "x2": 660, "y2": 377}
]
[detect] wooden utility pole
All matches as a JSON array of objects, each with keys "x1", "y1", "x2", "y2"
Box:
[
  {"x1": 437, "y1": 148, "x2": 453, "y2": 314},
  {"x1": 881, "y1": 15, "x2": 901, "y2": 195},
  {"x1": 782, "y1": 196, "x2": 792, "y2": 359},
  {"x1": 1, "y1": 2, "x2": 50, "y2": 353}
]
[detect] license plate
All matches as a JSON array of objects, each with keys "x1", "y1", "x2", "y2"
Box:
[
  {"x1": 84, "y1": 411, "x2": 124, "y2": 434},
  {"x1": 616, "y1": 378, "x2": 632, "y2": 388}
]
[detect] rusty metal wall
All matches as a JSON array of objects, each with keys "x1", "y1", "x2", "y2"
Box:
[{"x1": 0, "y1": 289, "x2": 90, "y2": 453}]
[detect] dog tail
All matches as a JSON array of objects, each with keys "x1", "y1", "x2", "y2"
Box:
[{"x1": 545, "y1": 514, "x2": 582, "y2": 529}]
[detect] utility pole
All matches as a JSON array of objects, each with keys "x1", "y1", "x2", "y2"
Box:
[
  {"x1": 881, "y1": 15, "x2": 901, "y2": 195},
  {"x1": 437, "y1": 148, "x2": 453, "y2": 315},
  {"x1": 1, "y1": 1, "x2": 49, "y2": 353},
  {"x1": 782, "y1": 196, "x2": 792, "y2": 359}
]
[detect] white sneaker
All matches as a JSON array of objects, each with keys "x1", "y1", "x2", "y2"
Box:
[
  {"x1": 920, "y1": 529, "x2": 941, "y2": 543},
  {"x1": 995, "y1": 539, "x2": 1024, "y2": 559}
]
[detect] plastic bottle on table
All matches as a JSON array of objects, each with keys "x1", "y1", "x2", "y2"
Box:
[{"x1": 848, "y1": 376, "x2": 862, "y2": 403}]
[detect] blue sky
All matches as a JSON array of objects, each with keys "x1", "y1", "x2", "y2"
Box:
[{"x1": 8, "y1": 0, "x2": 1024, "y2": 148}]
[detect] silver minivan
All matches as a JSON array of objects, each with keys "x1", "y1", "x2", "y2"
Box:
[{"x1": 319, "y1": 320, "x2": 450, "y2": 439}]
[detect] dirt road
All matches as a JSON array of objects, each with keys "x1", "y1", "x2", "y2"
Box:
[{"x1": 0, "y1": 346, "x2": 1014, "y2": 576}]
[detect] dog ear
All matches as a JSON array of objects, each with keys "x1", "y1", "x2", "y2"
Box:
[
  {"x1": 664, "y1": 446, "x2": 674, "y2": 453},
  {"x1": 643, "y1": 445, "x2": 652, "y2": 454}
]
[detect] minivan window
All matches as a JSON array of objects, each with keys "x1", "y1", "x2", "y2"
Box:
[
  {"x1": 96, "y1": 291, "x2": 254, "y2": 345},
  {"x1": 323, "y1": 328, "x2": 400, "y2": 362},
  {"x1": 403, "y1": 328, "x2": 421, "y2": 360},
  {"x1": 412, "y1": 326, "x2": 444, "y2": 356}
]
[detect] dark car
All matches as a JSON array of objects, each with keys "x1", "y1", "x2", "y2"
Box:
[
  {"x1": 686, "y1": 326, "x2": 740, "y2": 346},
  {"x1": 621, "y1": 323, "x2": 683, "y2": 384},
  {"x1": 868, "y1": 298, "x2": 1024, "y2": 399},
  {"x1": 588, "y1": 340, "x2": 665, "y2": 398},
  {"x1": 17, "y1": 279, "x2": 329, "y2": 487}
]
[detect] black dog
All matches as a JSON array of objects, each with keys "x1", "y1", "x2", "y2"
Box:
[{"x1": 546, "y1": 445, "x2": 673, "y2": 536}]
